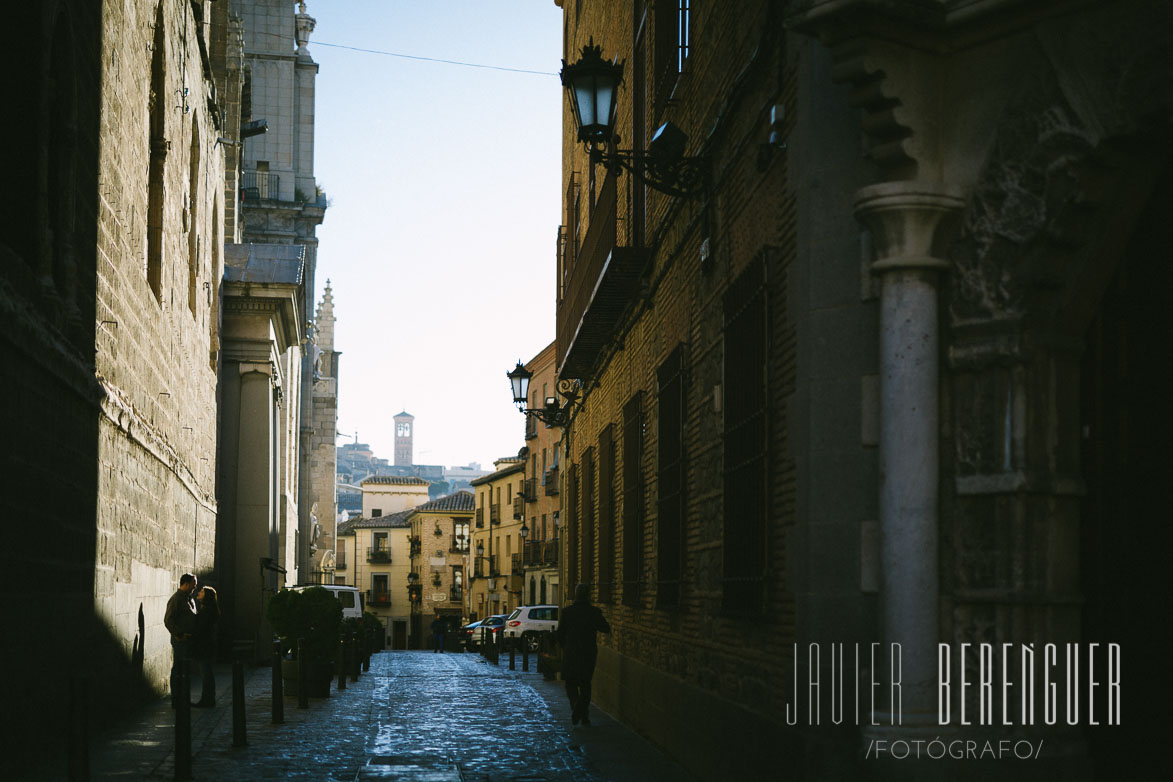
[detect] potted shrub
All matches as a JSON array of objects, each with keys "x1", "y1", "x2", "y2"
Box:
[{"x1": 267, "y1": 586, "x2": 342, "y2": 697}]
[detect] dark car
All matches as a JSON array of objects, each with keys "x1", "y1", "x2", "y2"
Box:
[
  {"x1": 466, "y1": 615, "x2": 507, "y2": 650},
  {"x1": 458, "y1": 620, "x2": 482, "y2": 650}
]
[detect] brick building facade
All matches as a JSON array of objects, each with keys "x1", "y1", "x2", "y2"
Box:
[{"x1": 556, "y1": 1, "x2": 1172, "y2": 779}]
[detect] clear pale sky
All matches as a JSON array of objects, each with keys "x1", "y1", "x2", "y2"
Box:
[{"x1": 310, "y1": 1, "x2": 564, "y2": 470}]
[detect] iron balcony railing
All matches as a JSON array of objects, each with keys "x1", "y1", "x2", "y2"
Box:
[
  {"x1": 512, "y1": 495, "x2": 525, "y2": 520},
  {"x1": 522, "y1": 479, "x2": 538, "y2": 502},
  {"x1": 241, "y1": 170, "x2": 280, "y2": 201},
  {"x1": 544, "y1": 467, "x2": 559, "y2": 495},
  {"x1": 490, "y1": 505, "x2": 500, "y2": 524},
  {"x1": 366, "y1": 547, "x2": 391, "y2": 564},
  {"x1": 336, "y1": 552, "x2": 348, "y2": 570},
  {"x1": 522, "y1": 539, "x2": 560, "y2": 567},
  {"x1": 475, "y1": 507, "x2": 484, "y2": 528},
  {"x1": 366, "y1": 589, "x2": 391, "y2": 606}
]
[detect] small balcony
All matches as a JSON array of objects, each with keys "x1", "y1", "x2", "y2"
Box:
[
  {"x1": 544, "y1": 467, "x2": 559, "y2": 495},
  {"x1": 556, "y1": 169, "x2": 650, "y2": 379},
  {"x1": 490, "y1": 505, "x2": 500, "y2": 525},
  {"x1": 512, "y1": 495, "x2": 525, "y2": 520},
  {"x1": 522, "y1": 479, "x2": 538, "y2": 502},
  {"x1": 475, "y1": 507, "x2": 484, "y2": 528},
  {"x1": 523, "y1": 539, "x2": 560, "y2": 567},
  {"x1": 241, "y1": 170, "x2": 280, "y2": 202},
  {"x1": 335, "y1": 552, "x2": 348, "y2": 570},
  {"x1": 366, "y1": 547, "x2": 391, "y2": 564},
  {"x1": 366, "y1": 589, "x2": 391, "y2": 607}
]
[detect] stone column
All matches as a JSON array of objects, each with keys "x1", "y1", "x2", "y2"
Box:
[
  {"x1": 854, "y1": 182, "x2": 963, "y2": 722},
  {"x1": 235, "y1": 362, "x2": 276, "y2": 652}
]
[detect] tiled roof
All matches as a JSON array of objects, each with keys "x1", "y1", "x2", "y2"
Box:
[
  {"x1": 347, "y1": 509, "x2": 413, "y2": 529},
  {"x1": 394, "y1": 410, "x2": 414, "y2": 419},
  {"x1": 470, "y1": 462, "x2": 526, "y2": 486},
  {"x1": 408, "y1": 491, "x2": 475, "y2": 515},
  {"x1": 361, "y1": 475, "x2": 429, "y2": 486}
]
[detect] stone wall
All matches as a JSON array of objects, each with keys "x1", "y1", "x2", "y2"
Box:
[
  {"x1": 94, "y1": 0, "x2": 223, "y2": 690},
  {"x1": 1, "y1": 1, "x2": 223, "y2": 776}
]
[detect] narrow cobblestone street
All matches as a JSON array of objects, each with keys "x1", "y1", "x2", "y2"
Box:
[{"x1": 78, "y1": 651, "x2": 693, "y2": 782}]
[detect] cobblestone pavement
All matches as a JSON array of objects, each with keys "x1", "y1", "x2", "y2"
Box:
[{"x1": 70, "y1": 650, "x2": 695, "y2": 782}]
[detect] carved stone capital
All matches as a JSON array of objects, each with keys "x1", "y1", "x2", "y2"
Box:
[{"x1": 854, "y1": 182, "x2": 965, "y2": 272}]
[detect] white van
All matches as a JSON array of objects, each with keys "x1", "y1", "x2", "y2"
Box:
[{"x1": 292, "y1": 584, "x2": 364, "y2": 620}]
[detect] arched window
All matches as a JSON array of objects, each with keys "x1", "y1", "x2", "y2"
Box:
[
  {"x1": 188, "y1": 116, "x2": 200, "y2": 315},
  {"x1": 146, "y1": 2, "x2": 166, "y2": 302}
]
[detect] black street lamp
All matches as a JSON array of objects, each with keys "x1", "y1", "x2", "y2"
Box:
[
  {"x1": 507, "y1": 361, "x2": 581, "y2": 428},
  {"x1": 561, "y1": 39, "x2": 706, "y2": 199}
]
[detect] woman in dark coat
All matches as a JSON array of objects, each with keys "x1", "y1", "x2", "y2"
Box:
[
  {"x1": 193, "y1": 586, "x2": 220, "y2": 707},
  {"x1": 555, "y1": 583, "x2": 611, "y2": 725}
]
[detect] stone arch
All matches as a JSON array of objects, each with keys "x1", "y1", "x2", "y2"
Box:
[{"x1": 940, "y1": 7, "x2": 1173, "y2": 760}]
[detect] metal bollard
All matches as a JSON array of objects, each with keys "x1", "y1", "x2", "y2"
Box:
[
  {"x1": 362, "y1": 627, "x2": 371, "y2": 672},
  {"x1": 509, "y1": 636, "x2": 516, "y2": 670},
  {"x1": 297, "y1": 638, "x2": 308, "y2": 709},
  {"x1": 232, "y1": 659, "x2": 246, "y2": 747},
  {"x1": 522, "y1": 637, "x2": 529, "y2": 672},
  {"x1": 272, "y1": 638, "x2": 284, "y2": 724},
  {"x1": 491, "y1": 631, "x2": 499, "y2": 665},
  {"x1": 67, "y1": 675, "x2": 89, "y2": 782},
  {"x1": 174, "y1": 658, "x2": 192, "y2": 781},
  {"x1": 338, "y1": 637, "x2": 347, "y2": 690},
  {"x1": 350, "y1": 632, "x2": 359, "y2": 682},
  {"x1": 479, "y1": 627, "x2": 487, "y2": 658}
]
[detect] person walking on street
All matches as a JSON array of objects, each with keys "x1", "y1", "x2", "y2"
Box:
[
  {"x1": 192, "y1": 585, "x2": 220, "y2": 707},
  {"x1": 430, "y1": 613, "x2": 447, "y2": 653},
  {"x1": 556, "y1": 583, "x2": 611, "y2": 726},
  {"x1": 163, "y1": 573, "x2": 199, "y2": 708}
]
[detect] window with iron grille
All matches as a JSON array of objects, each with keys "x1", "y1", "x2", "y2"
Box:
[
  {"x1": 598, "y1": 423, "x2": 616, "y2": 603},
  {"x1": 653, "y1": 0, "x2": 690, "y2": 112},
  {"x1": 722, "y1": 256, "x2": 768, "y2": 614},
  {"x1": 582, "y1": 446, "x2": 596, "y2": 591},
  {"x1": 657, "y1": 344, "x2": 686, "y2": 608},
  {"x1": 622, "y1": 391, "x2": 645, "y2": 606}
]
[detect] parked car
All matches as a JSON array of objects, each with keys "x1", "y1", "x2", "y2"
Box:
[
  {"x1": 458, "y1": 620, "x2": 482, "y2": 650},
  {"x1": 466, "y1": 615, "x2": 507, "y2": 650},
  {"x1": 291, "y1": 584, "x2": 364, "y2": 620},
  {"x1": 503, "y1": 605, "x2": 559, "y2": 651}
]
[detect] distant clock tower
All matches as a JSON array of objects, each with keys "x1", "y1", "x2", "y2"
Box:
[{"x1": 394, "y1": 411, "x2": 414, "y2": 466}]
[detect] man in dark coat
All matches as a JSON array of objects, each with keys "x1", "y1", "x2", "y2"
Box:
[
  {"x1": 555, "y1": 583, "x2": 611, "y2": 726},
  {"x1": 163, "y1": 573, "x2": 198, "y2": 708}
]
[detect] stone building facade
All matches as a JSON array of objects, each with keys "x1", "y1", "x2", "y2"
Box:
[
  {"x1": 555, "y1": 0, "x2": 1172, "y2": 779},
  {"x1": 3, "y1": 1, "x2": 225, "y2": 776},
  {"x1": 361, "y1": 474, "x2": 430, "y2": 517},
  {"x1": 520, "y1": 342, "x2": 563, "y2": 607},
  {"x1": 215, "y1": 243, "x2": 305, "y2": 656},
  {"x1": 238, "y1": 0, "x2": 328, "y2": 581},
  {"x1": 336, "y1": 509, "x2": 413, "y2": 649},
  {"x1": 469, "y1": 459, "x2": 528, "y2": 620},
  {"x1": 406, "y1": 492, "x2": 475, "y2": 646}
]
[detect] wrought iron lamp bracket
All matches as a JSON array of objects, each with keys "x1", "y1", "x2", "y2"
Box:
[{"x1": 588, "y1": 142, "x2": 706, "y2": 200}]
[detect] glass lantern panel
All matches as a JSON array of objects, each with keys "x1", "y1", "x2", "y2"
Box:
[{"x1": 575, "y1": 81, "x2": 597, "y2": 129}]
